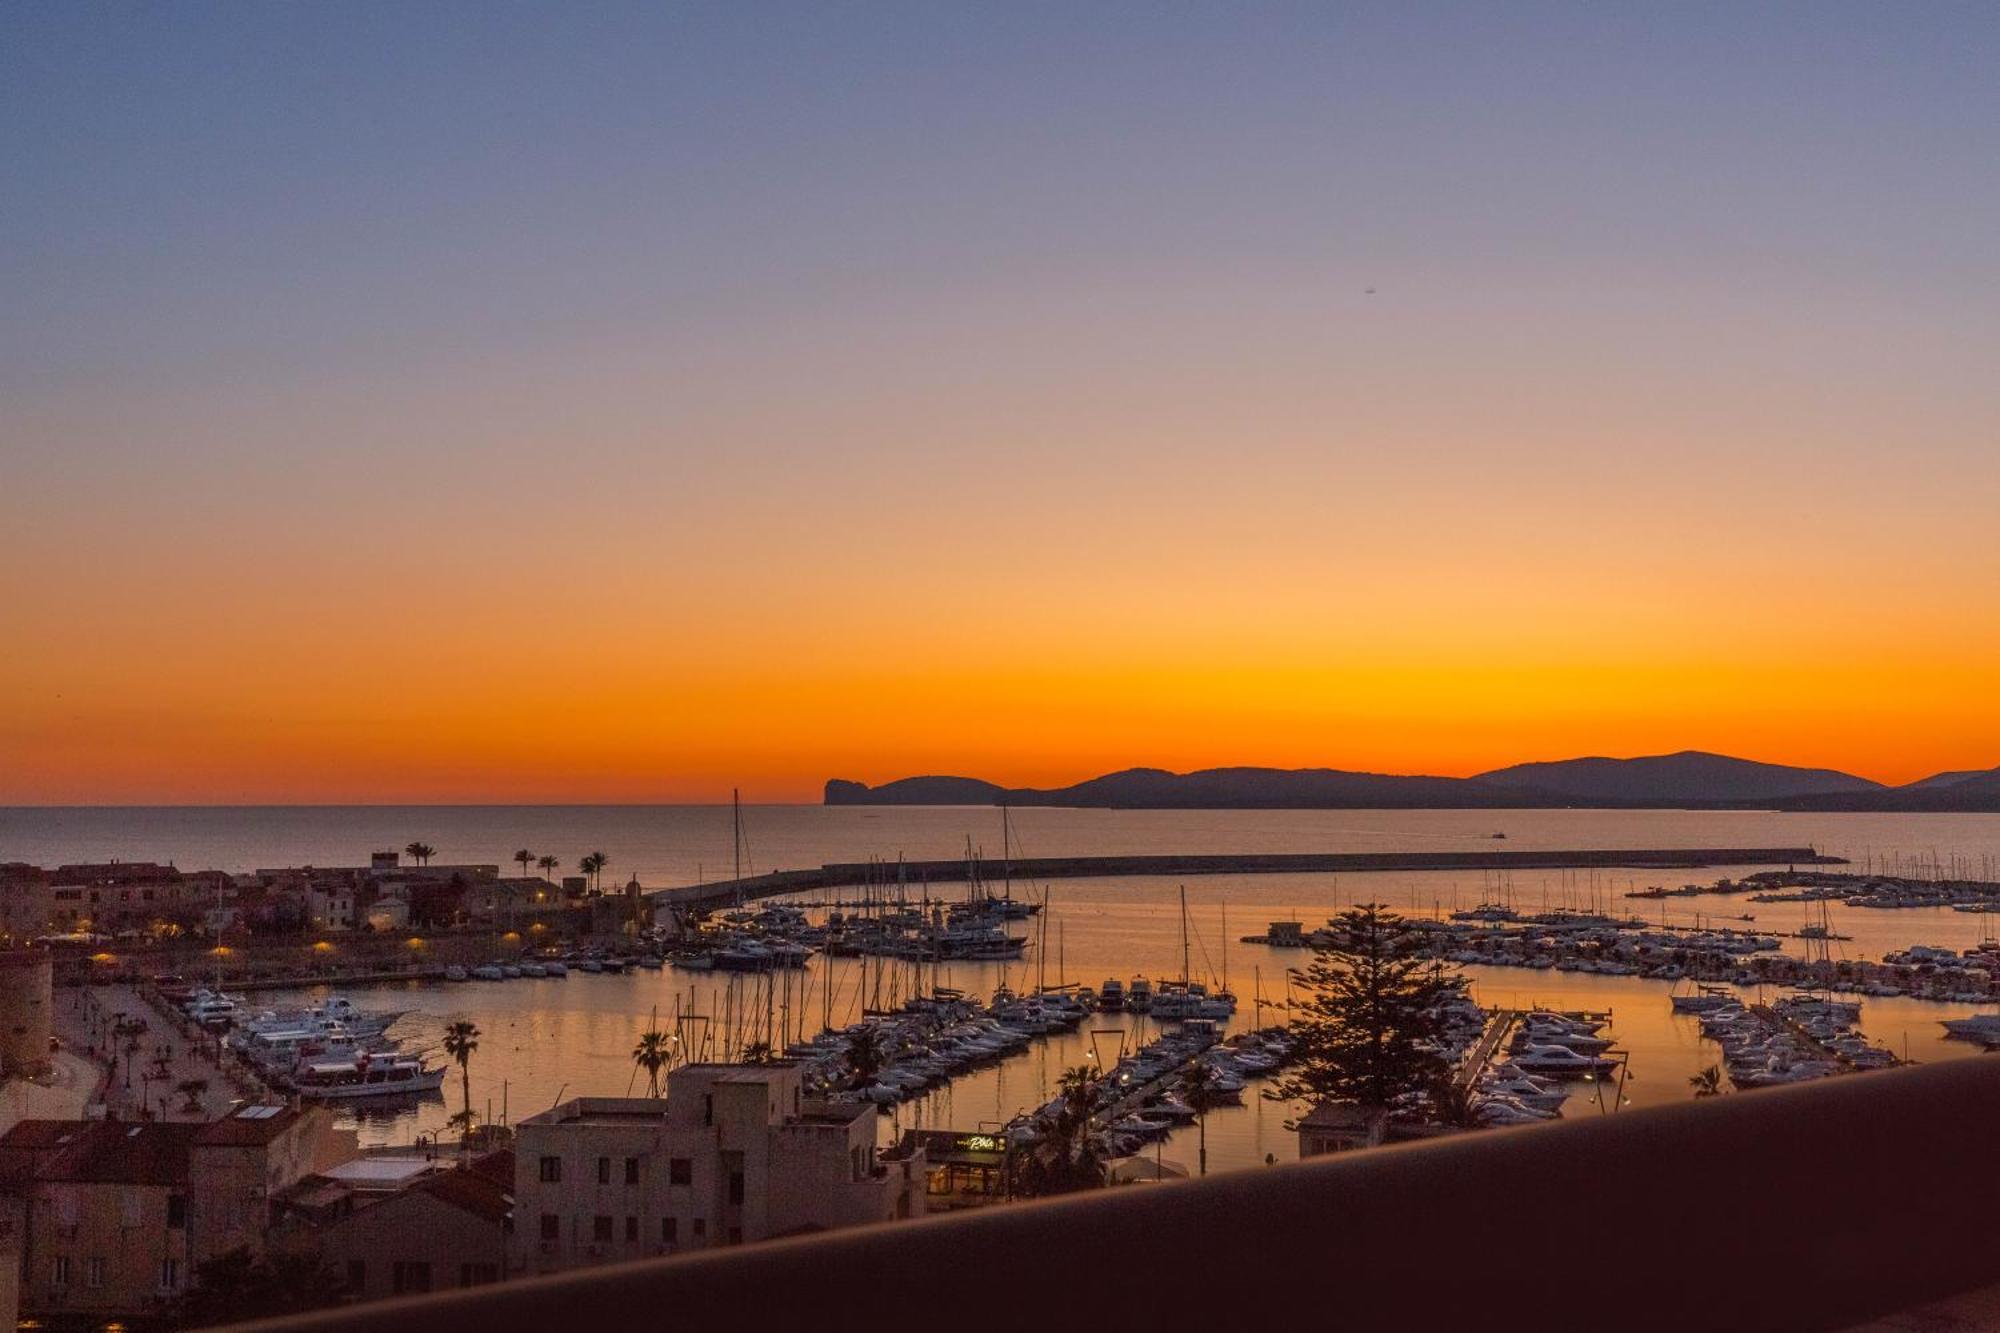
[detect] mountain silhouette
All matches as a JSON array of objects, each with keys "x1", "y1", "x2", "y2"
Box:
[
  {"x1": 825, "y1": 752, "x2": 2000, "y2": 810},
  {"x1": 1474, "y1": 750, "x2": 1882, "y2": 803}
]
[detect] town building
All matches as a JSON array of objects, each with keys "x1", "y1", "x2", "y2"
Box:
[
  {"x1": 0, "y1": 1104, "x2": 354, "y2": 1321},
  {"x1": 883, "y1": 1129, "x2": 1011, "y2": 1210},
  {"x1": 272, "y1": 1149, "x2": 512, "y2": 1302},
  {"x1": 0, "y1": 862, "x2": 222, "y2": 942},
  {"x1": 512, "y1": 1062, "x2": 923, "y2": 1276}
]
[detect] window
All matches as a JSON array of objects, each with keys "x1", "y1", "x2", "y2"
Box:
[
  {"x1": 727, "y1": 1226, "x2": 742, "y2": 1245},
  {"x1": 539, "y1": 1155, "x2": 562, "y2": 1183},
  {"x1": 346, "y1": 1260, "x2": 366, "y2": 1291},
  {"x1": 668, "y1": 1157, "x2": 692, "y2": 1186},
  {"x1": 623, "y1": 1156, "x2": 640, "y2": 1185},
  {"x1": 660, "y1": 1217, "x2": 677, "y2": 1244},
  {"x1": 167, "y1": 1193, "x2": 188, "y2": 1227},
  {"x1": 460, "y1": 1262, "x2": 499, "y2": 1286},
  {"x1": 702, "y1": 1093, "x2": 713, "y2": 1126},
  {"x1": 160, "y1": 1257, "x2": 182, "y2": 1291},
  {"x1": 391, "y1": 1261, "x2": 432, "y2": 1295},
  {"x1": 727, "y1": 1170, "x2": 744, "y2": 1205},
  {"x1": 692, "y1": 1218, "x2": 705, "y2": 1238},
  {"x1": 539, "y1": 1212, "x2": 560, "y2": 1241},
  {"x1": 596, "y1": 1156, "x2": 611, "y2": 1185},
  {"x1": 624, "y1": 1215, "x2": 638, "y2": 1242},
  {"x1": 592, "y1": 1215, "x2": 613, "y2": 1243},
  {"x1": 86, "y1": 1256, "x2": 105, "y2": 1289},
  {"x1": 51, "y1": 1256, "x2": 70, "y2": 1287}
]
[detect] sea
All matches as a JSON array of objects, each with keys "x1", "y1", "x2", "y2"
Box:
[{"x1": 8, "y1": 804, "x2": 2000, "y2": 1175}]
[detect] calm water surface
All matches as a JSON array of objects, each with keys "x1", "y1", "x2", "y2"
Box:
[{"x1": 8, "y1": 805, "x2": 1998, "y2": 1173}]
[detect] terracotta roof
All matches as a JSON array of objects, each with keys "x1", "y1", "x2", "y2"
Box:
[
  {"x1": 414, "y1": 1165, "x2": 511, "y2": 1224},
  {"x1": 0, "y1": 1120, "x2": 198, "y2": 1186},
  {"x1": 0, "y1": 1120, "x2": 85, "y2": 1149},
  {"x1": 467, "y1": 1148, "x2": 514, "y2": 1186}
]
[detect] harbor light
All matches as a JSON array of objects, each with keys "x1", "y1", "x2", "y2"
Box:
[
  {"x1": 312, "y1": 940, "x2": 333, "y2": 953},
  {"x1": 89, "y1": 952, "x2": 115, "y2": 964},
  {"x1": 406, "y1": 936, "x2": 426, "y2": 950}
]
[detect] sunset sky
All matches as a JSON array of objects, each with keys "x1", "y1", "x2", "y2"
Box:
[{"x1": 4, "y1": 4, "x2": 1998, "y2": 803}]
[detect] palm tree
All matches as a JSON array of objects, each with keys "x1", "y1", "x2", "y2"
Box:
[
  {"x1": 513, "y1": 849, "x2": 534, "y2": 878},
  {"x1": 580, "y1": 851, "x2": 609, "y2": 894},
  {"x1": 741, "y1": 1039, "x2": 773, "y2": 1064},
  {"x1": 1013, "y1": 1064, "x2": 1110, "y2": 1197},
  {"x1": 633, "y1": 1029, "x2": 672, "y2": 1097},
  {"x1": 536, "y1": 854, "x2": 559, "y2": 880},
  {"x1": 845, "y1": 1025, "x2": 886, "y2": 1089},
  {"x1": 405, "y1": 842, "x2": 435, "y2": 867},
  {"x1": 177, "y1": 1077, "x2": 209, "y2": 1114},
  {"x1": 1183, "y1": 1061, "x2": 1223, "y2": 1176},
  {"x1": 1690, "y1": 1064, "x2": 1726, "y2": 1098},
  {"x1": 443, "y1": 1020, "x2": 480, "y2": 1128},
  {"x1": 1425, "y1": 1073, "x2": 1483, "y2": 1130},
  {"x1": 447, "y1": 1108, "x2": 480, "y2": 1147}
]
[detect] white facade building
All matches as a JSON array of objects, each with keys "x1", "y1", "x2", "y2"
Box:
[{"x1": 512, "y1": 1063, "x2": 923, "y2": 1274}]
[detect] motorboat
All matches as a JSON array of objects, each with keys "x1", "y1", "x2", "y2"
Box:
[
  {"x1": 1671, "y1": 987, "x2": 1738, "y2": 1014},
  {"x1": 1511, "y1": 1045, "x2": 1620, "y2": 1078},
  {"x1": 1520, "y1": 1027, "x2": 1614, "y2": 1055},
  {"x1": 1940, "y1": 1013, "x2": 2000, "y2": 1041}
]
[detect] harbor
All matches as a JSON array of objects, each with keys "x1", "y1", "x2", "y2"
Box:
[{"x1": 13, "y1": 806, "x2": 2000, "y2": 1178}]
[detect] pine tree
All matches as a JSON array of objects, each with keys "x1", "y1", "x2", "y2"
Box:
[{"x1": 1268, "y1": 902, "x2": 1455, "y2": 1120}]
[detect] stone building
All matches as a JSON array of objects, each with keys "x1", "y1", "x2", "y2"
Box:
[
  {"x1": 0, "y1": 1104, "x2": 352, "y2": 1321},
  {"x1": 512, "y1": 1062, "x2": 923, "y2": 1276},
  {"x1": 0, "y1": 949, "x2": 51, "y2": 1079},
  {"x1": 272, "y1": 1150, "x2": 512, "y2": 1302}
]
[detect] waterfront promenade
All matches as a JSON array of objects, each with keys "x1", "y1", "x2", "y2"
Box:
[{"x1": 52, "y1": 983, "x2": 271, "y2": 1121}]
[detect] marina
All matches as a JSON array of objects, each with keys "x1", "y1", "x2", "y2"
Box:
[{"x1": 14, "y1": 806, "x2": 2000, "y2": 1177}]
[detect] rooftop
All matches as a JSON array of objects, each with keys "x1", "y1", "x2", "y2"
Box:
[
  {"x1": 192, "y1": 1103, "x2": 308, "y2": 1146},
  {"x1": 520, "y1": 1096, "x2": 667, "y2": 1128},
  {"x1": 0, "y1": 1119, "x2": 196, "y2": 1186}
]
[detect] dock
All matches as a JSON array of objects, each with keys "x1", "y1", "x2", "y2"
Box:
[
  {"x1": 1457, "y1": 1008, "x2": 1520, "y2": 1090},
  {"x1": 650, "y1": 846, "x2": 1839, "y2": 913}
]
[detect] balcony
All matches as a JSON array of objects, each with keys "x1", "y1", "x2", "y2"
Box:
[{"x1": 226, "y1": 1057, "x2": 2000, "y2": 1332}]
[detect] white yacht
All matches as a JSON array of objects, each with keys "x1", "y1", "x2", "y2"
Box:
[
  {"x1": 1512, "y1": 1044, "x2": 1620, "y2": 1078},
  {"x1": 290, "y1": 1055, "x2": 446, "y2": 1099},
  {"x1": 1940, "y1": 1013, "x2": 2000, "y2": 1041}
]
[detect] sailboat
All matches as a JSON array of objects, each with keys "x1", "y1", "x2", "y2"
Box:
[{"x1": 1151, "y1": 887, "x2": 1238, "y2": 1021}]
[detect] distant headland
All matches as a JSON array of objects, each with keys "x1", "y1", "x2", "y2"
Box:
[{"x1": 826, "y1": 751, "x2": 2000, "y2": 812}]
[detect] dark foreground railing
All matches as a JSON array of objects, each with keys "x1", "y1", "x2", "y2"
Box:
[{"x1": 231, "y1": 1057, "x2": 2000, "y2": 1333}]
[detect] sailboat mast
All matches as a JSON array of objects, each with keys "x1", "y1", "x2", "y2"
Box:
[
  {"x1": 1180, "y1": 885, "x2": 1190, "y2": 989},
  {"x1": 1001, "y1": 805, "x2": 1012, "y2": 903}
]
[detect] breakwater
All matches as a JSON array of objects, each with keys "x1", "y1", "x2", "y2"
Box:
[{"x1": 652, "y1": 846, "x2": 1838, "y2": 910}]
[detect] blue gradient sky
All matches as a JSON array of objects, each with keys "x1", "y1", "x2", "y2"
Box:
[{"x1": 4, "y1": 4, "x2": 1998, "y2": 801}]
